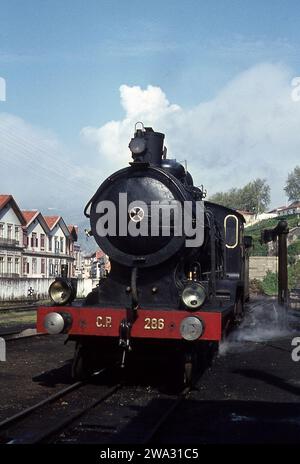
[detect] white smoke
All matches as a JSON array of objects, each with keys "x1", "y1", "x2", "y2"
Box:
[
  {"x1": 219, "y1": 299, "x2": 298, "y2": 355},
  {"x1": 81, "y1": 63, "x2": 300, "y2": 206}
]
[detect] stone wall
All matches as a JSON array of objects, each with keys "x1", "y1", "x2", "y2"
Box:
[{"x1": 249, "y1": 256, "x2": 278, "y2": 281}]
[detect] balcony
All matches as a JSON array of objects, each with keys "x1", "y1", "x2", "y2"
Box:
[
  {"x1": 0, "y1": 237, "x2": 22, "y2": 248},
  {"x1": 0, "y1": 272, "x2": 20, "y2": 279}
]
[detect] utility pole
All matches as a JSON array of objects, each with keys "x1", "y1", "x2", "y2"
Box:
[{"x1": 261, "y1": 220, "x2": 289, "y2": 306}]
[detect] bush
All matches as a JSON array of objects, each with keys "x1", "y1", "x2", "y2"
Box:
[
  {"x1": 289, "y1": 260, "x2": 300, "y2": 289},
  {"x1": 249, "y1": 279, "x2": 264, "y2": 294},
  {"x1": 288, "y1": 239, "x2": 300, "y2": 256},
  {"x1": 262, "y1": 270, "x2": 278, "y2": 296},
  {"x1": 261, "y1": 262, "x2": 300, "y2": 296},
  {"x1": 246, "y1": 214, "x2": 300, "y2": 257}
]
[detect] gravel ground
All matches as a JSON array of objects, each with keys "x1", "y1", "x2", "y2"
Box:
[
  {"x1": 0, "y1": 335, "x2": 75, "y2": 421},
  {"x1": 155, "y1": 335, "x2": 300, "y2": 443}
]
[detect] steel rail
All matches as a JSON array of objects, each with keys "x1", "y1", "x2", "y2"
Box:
[
  {"x1": 1, "y1": 367, "x2": 121, "y2": 444},
  {"x1": 141, "y1": 387, "x2": 191, "y2": 444},
  {"x1": 0, "y1": 379, "x2": 84, "y2": 430},
  {"x1": 27, "y1": 384, "x2": 122, "y2": 444}
]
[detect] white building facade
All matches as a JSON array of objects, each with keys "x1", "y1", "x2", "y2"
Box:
[
  {"x1": 0, "y1": 195, "x2": 25, "y2": 277},
  {"x1": 0, "y1": 195, "x2": 78, "y2": 279}
]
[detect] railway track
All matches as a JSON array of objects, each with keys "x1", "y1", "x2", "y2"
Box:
[
  {"x1": 0, "y1": 368, "x2": 121, "y2": 444},
  {"x1": 0, "y1": 361, "x2": 192, "y2": 445},
  {"x1": 1, "y1": 328, "x2": 44, "y2": 341},
  {"x1": 0, "y1": 303, "x2": 39, "y2": 313},
  {"x1": 47, "y1": 376, "x2": 193, "y2": 444},
  {"x1": 45, "y1": 385, "x2": 192, "y2": 444}
]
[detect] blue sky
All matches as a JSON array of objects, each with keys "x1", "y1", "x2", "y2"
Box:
[{"x1": 1, "y1": 0, "x2": 300, "y2": 215}]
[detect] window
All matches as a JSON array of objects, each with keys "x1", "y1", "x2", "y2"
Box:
[
  {"x1": 224, "y1": 215, "x2": 239, "y2": 249},
  {"x1": 54, "y1": 259, "x2": 59, "y2": 275},
  {"x1": 55, "y1": 238, "x2": 59, "y2": 253},
  {"x1": 41, "y1": 258, "x2": 45, "y2": 274},
  {"x1": 0, "y1": 224, "x2": 4, "y2": 238},
  {"x1": 49, "y1": 259, "x2": 53, "y2": 276},
  {"x1": 40, "y1": 234, "x2": 45, "y2": 250},
  {"x1": 31, "y1": 232, "x2": 38, "y2": 248},
  {"x1": 15, "y1": 258, "x2": 20, "y2": 275},
  {"x1": 0, "y1": 256, "x2": 4, "y2": 274},
  {"x1": 23, "y1": 258, "x2": 27, "y2": 275},
  {"x1": 7, "y1": 257, "x2": 12, "y2": 274},
  {"x1": 23, "y1": 231, "x2": 28, "y2": 247},
  {"x1": 7, "y1": 224, "x2": 12, "y2": 239},
  {"x1": 15, "y1": 226, "x2": 19, "y2": 243},
  {"x1": 60, "y1": 237, "x2": 64, "y2": 253},
  {"x1": 32, "y1": 258, "x2": 37, "y2": 274}
]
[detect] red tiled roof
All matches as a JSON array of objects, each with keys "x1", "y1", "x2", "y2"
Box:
[
  {"x1": 44, "y1": 215, "x2": 60, "y2": 229},
  {"x1": 68, "y1": 224, "x2": 78, "y2": 240},
  {"x1": 22, "y1": 210, "x2": 39, "y2": 225},
  {"x1": 0, "y1": 194, "x2": 11, "y2": 210},
  {"x1": 68, "y1": 225, "x2": 77, "y2": 234},
  {"x1": 96, "y1": 249, "x2": 105, "y2": 260},
  {"x1": 0, "y1": 194, "x2": 26, "y2": 225}
]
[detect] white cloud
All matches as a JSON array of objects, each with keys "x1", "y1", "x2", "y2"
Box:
[
  {"x1": 81, "y1": 63, "x2": 300, "y2": 207},
  {"x1": 1, "y1": 63, "x2": 299, "y2": 220},
  {"x1": 0, "y1": 113, "x2": 97, "y2": 212}
]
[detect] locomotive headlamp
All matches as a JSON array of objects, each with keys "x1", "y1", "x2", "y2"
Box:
[
  {"x1": 43, "y1": 312, "x2": 72, "y2": 334},
  {"x1": 181, "y1": 283, "x2": 206, "y2": 310},
  {"x1": 49, "y1": 278, "x2": 74, "y2": 305},
  {"x1": 180, "y1": 316, "x2": 204, "y2": 341},
  {"x1": 129, "y1": 136, "x2": 146, "y2": 155}
]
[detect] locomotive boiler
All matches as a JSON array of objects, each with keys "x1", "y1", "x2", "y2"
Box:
[{"x1": 37, "y1": 123, "x2": 251, "y2": 385}]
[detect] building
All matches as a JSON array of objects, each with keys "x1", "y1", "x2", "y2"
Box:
[
  {"x1": 237, "y1": 209, "x2": 277, "y2": 227},
  {"x1": 73, "y1": 243, "x2": 84, "y2": 278},
  {"x1": 0, "y1": 195, "x2": 26, "y2": 277},
  {"x1": 90, "y1": 250, "x2": 110, "y2": 279},
  {"x1": 236, "y1": 210, "x2": 256, "y2": 226},
  {"x1": 82, "y1": 249, "x2": 110, "y2": 279},
  {"x1": 0, "y1": 194, "x2": 78, "y2": 279},
  {"x1": 43, "y1": 216, "x2": 78, "y2": 278},
  {"x1": 22, "y1": 210, "x2": 51, "y2": 278},
  {"x1": 269, "y1": 201, "x2": 300, "y2": 217}
]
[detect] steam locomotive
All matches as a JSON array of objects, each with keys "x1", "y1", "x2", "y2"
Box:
[{"x1": 37, "y1": 123, "x2": 251, "y2": 385}]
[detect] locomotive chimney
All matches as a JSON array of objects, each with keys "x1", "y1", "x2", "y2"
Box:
[{"x1": 129, "y1": 122, "x2": 165, "y2": 166}]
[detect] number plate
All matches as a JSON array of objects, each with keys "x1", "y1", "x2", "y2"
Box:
[{"x1": 144, "y1": 317, "x2": 165, "y2": 330}]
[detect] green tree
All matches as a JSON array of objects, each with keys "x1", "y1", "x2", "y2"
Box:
[
  {"x1": 240, "y1": 178, "x2": 271, "y2": 214},
  {"x1": 284, "y1": 166, "x2": 300, "y2": 201},
  {"x1": 208, "y1": 188, "x2": 239, "y2": 209},
  {"x1": 288, "y1": 240, "x2": 300, "y2": 257},
  {"x1": 209, "y1": 178, "x2": 270, "y2": 214}
]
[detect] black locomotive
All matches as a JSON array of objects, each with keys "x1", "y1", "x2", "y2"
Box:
[{"x1": 38, "y1": 123, "x2": 251, "y2": 385}]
